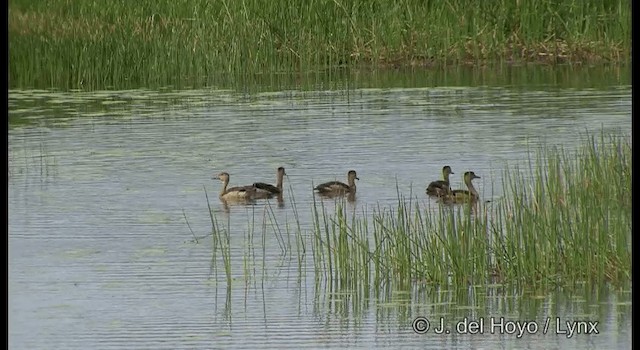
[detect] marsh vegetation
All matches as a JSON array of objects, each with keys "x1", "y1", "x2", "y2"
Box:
[
  {"x1": 9, "y1": 0, "x2": 630, "y2": 90},
  {"x1": 208, "y1": 132, "x2": 631, "y2": 291}
]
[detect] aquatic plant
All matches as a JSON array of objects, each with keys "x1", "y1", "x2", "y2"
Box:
[
  {"x1": 9, "y1": 0, "x2": 631, "y2": 90},
  {"x1": 310, "y1": 131, "x2": 631, "y2": 289},
  {"x1": 206, "y1": 132, "x2": 631, "y2": 291}
]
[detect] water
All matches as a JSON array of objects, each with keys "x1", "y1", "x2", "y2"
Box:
[{"x1": 9, "y1": 74, "x2": 631, "y2": 349}]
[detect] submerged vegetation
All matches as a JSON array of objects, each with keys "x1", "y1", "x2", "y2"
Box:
[
  {"x1": 9, "y1": 0, "x2": 630, "y2": 90},
  {"x1": 208, "y1": 132, "x2": 631, "y2": 291}
]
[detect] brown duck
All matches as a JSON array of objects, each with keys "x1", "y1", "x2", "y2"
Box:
[{"x1": 426, "y1": 165, "x2": 454, "y2": 197}]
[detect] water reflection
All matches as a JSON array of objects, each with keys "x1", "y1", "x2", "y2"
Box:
[
  {"x1": 206, "y1": 270, "x2": 630, "y2": 349},
  {"x1": 8, "y1": 83, "x2": 631, "y2": 349}
]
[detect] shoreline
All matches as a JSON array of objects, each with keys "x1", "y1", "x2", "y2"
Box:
[{"x1": 9, "y1": 0, "x2": 630, "y2": 90}]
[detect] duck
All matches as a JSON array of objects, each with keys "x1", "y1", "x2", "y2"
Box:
[
  {"x1": 214, "y1": 172, "x2": 256, "y2": 201},
  {"x1": 441, "y1": 171, "x2": 481, "y2": 204},
  {"x1": 253, "y1": 167, "x2": 286, "y2": 196},
  {"x1": 426, "y1": 165, "x2": 454, "y2": 197},
  {"x1": 314, "y1": 170, "x2": 359, "y2": 196}
]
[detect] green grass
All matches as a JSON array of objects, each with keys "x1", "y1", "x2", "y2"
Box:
[
  {"x1": 9, "y1": 0, "x2": 631, "y2": 90},
  {"x1": 315, "y1": 131, "x2": 631, "y2": 290},
  {"x1": 207, "y1": 132, "x2": 631, "y2": 291}
]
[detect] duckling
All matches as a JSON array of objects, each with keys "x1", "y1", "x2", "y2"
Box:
[
  {"x1": 314, "y1": 170, "x2": 359, "y2": 196},
  {"x1": 441, "y1": 171, "x2": 481, "y2": 204},
  {"x1": 426, "y1": 165, "x2": 454, "y2": 197},
  {"x1": 214, "y1": 172, "x2": 256, "y2": 201},
  {"x1": 253, "y1": 167, "x2": 286, "y2": 195}
]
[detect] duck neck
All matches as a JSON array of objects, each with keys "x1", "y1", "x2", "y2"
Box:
[
  {"x1": 443, "y1": 172, "x2": 451, "y2": 184},
  {"x1": 220, "y1": 179, "x2": 229, "y2": 196},
  {"x1": 276, "y1": 172, "x2": 284, "y2": 191},
  {"x1": 466, "y1": 179, "x2": 478, "y2": 197},
  {"x1": 348, "y1": 178, "x2": 356, "y2": 190}
]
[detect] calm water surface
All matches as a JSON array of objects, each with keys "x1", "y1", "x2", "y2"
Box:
[{"x1": 9, "y1": 81, "x2": 631, "y2": 349}]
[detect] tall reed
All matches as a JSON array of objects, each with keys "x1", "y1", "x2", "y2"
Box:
[
  {"x1": 10, "y1": 0, "x2": 631, "y2": 90},
  {"x1": 308, "y1": 132, "x2": 631, "y2": 289},
  {"x1": 204, "y1": 133, "x2": 630, "y2": 292}
]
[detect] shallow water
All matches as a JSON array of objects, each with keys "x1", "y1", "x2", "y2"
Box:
[{"x1": 9, "y1": 75, "x2": 631, "y2": 349}]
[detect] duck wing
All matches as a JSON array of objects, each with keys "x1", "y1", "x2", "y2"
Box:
[
  {"x1": 253, "y1": 182, "x2": 280, "y2": 194},
  {"x1": 314, "y1": 181, "x2": 350, "y2": 193},
  {"x1": 426, "y1": 180, "x2": 451, "y2": 196}
]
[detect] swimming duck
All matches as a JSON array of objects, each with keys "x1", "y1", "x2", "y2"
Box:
[
  {"x1": 214, "y1": 172, "x2": 256, "y2": 201},
  {"x1": 253, "y1": 167, "x2": 286, "y2": 195},
  {"x1": 314, "y1": 170, "x2": 359, "y2": 196},
  {"x1": 426, "y1": 165, "x2": 454, "y2": 197},
  {"x1": 441, "y1": 171, "x2": 481, "y2": 204}
]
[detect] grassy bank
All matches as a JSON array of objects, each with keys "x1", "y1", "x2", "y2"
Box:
[
  {"x1": 208, "y1": 132, "x2": 631, "y2": 290},
  {"x1": 9, "y1": 0, "x2": 630, "y2": 90}
]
